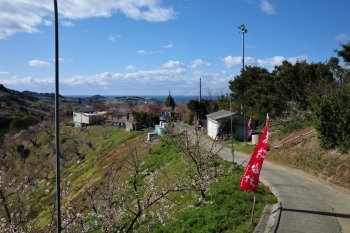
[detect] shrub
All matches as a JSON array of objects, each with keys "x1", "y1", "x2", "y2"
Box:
[
  {"x1": 312, "y1": 85, "x2": 350, "y2": 153},
  {"x1": 9, "y1": 115, "x2": 40, "y2": 132}
]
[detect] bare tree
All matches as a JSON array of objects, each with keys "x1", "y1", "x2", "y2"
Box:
[{"x1": 164, "y1": 122, "x2": 227, "y2": 198}]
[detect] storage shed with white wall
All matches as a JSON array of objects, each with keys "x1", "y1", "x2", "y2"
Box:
[
  {"x1": 206, "y1": 110, "x2": 234, "y2": 139},
  {"x1": 206, "y1": 110, "x2": 253, "y2": 141}
]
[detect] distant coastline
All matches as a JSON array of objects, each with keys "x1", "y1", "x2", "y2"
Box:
[{"x1": 64, "y1": 95, "x2": 200, "y2": 103}]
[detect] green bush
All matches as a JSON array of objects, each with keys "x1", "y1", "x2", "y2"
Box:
[
  {"x1": 9, "y1": 115, "x2": 40, "y2": 132},
  {"x1": 312, "y1": 85, "x2": 350, "y2": 153}
]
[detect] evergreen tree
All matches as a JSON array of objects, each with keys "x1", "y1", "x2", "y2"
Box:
[
  {"x1": 164, "y1": 91, "x2": 176, "y2": 110},
  {"x1": 335, "y1": 41, "x2": 350, "y2": 65}
]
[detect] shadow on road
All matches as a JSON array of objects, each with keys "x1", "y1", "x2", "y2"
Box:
[{"x1": 283, "y1": 208, "x2": 350, "y2": 219}]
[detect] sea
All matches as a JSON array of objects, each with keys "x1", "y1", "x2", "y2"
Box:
[{"x1": 64, "y1": 95, "x2": 202, "y2": 103}]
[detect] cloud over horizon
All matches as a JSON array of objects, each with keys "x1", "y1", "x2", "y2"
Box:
[
  {"x1": 0, "y1": 67, "x2": 233, "y2": 96},
  {"x1": 222, "y1": 55, "x2": 307, "y2": 68}
]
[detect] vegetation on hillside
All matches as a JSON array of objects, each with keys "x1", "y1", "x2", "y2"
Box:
[{"x1": 0, "y1": 122, "x2": 276, "y2": 232}]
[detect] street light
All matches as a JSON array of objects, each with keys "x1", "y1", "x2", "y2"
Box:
[
  {"x1": 238, "y1": 24, "x2": 247, "y2": 72},
  {"x1": 238, "y1": 24, "x2": 247, "y2": 145}
]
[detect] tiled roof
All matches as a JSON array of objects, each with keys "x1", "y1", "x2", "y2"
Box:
[{"x1": 74, "y1": 106, "x2": 95, "y2": 113}]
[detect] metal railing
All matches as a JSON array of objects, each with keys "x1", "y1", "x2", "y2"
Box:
[{"x1": 271, "y1": 130, "x2": 316, "y2": 149}]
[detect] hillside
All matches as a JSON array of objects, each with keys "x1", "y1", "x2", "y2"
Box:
[
  {"x1": 267, "y1": 126, "x2": 350, "y2": 191},
  {"x1": 0, "y1": 123, "x2": 277, "y2": 232}
]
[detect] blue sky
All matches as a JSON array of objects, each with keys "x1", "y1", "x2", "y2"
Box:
[{"x1": 0, "y1": 0, "x2": 349, "y2": 97}]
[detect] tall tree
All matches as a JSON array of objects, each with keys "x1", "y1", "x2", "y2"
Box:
[
  {"x1": 164, "y1": 91, "x2": 176, "y2": 110},
  {"x1": 335, "y1": 41, "x2": 350, "y2": 65},
  {"x1": 229, "y1": 66, "x2": 282, "y2": 123}
]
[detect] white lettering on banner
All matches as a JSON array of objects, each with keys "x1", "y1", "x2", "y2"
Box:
[
  {"x1": 249, "y1": 176, "x2": 255, "y2": 187},
  {"x1": 251, "y1": 163, "x2": 260, "y2": 174},
  {"x1": 244, "y1": 175, "x2": 255, "y2": 187},
  {"x1": 262, "y1": 134, "x2": 268, "y2": 144},
  {"x1": 256, "y1": 148, "x2": 267, "y2": 159}
]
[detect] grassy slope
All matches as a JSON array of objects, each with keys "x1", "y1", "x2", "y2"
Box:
[{"x1": 20, "y1": 125, "x2": 276, "y2": 232}]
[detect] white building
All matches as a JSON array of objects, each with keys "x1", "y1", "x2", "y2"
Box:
[
  {"x1": 206, "y1": 110, "x2": 252, "y2": 141},
  {"x1": 206, "y1": 110, "x2": 234, "y2": 139},
  {"x1": 73, "y1": 106, "x2": 98, "y2": 127}
]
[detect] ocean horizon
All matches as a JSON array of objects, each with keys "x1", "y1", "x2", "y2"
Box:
[{"x1": 64, "y1": 95, "x2": 203, "y2": 103}]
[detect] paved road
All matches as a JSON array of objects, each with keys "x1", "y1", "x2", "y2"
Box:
[
  {"x1": 175, "y1": 123, "x2": 350, "y2": 233},
  {"x1": 216, "y1": 142, "x2": 350, "y2": 233}
]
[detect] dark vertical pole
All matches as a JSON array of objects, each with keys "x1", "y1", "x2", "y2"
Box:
[
  {"x1": 242, "y1": 31, "x2": 245, "y2": 145},
  {"x1": 238, "y1": 24, "x2": 247, "y2": 145},
  {"x1": 53, "y1": 0, "x2": 61, "y2": 232},
  {"x1": 229, "y1": 97, "x2": 234, "y2": 165},
  {"x1": 199, "y1": 78, "x2": 201, "y2": 103},
  {"x1": 250, "y1": 192, "x2": 257, "y2": 225},
  {"x1": 199, "y1": 78, "x2": 201, "y2": 127},
  {"x1": 242, "y1": 30, "x2": 245, "y2": 72}
]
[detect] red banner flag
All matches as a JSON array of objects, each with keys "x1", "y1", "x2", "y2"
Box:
[
  {"x1": 240, "y1": 117, "x2": 269, "y2": 191},
  {"x1": 247, "y1": 117, "x2": 252, "y2": 137}
]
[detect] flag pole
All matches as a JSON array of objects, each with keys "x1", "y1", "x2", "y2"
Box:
[
  {"x1": 250, "y1": 191, "x2": 257, "y2": 225},
  {"x1": 250, "y1": 114, "x2": 268, "y2": 224}
]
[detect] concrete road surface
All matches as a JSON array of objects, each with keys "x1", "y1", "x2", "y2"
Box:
[{"x1": 174, "y1": 123, "x2": 350, "y2": 233}]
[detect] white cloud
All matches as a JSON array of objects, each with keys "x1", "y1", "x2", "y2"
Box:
[
  {"x1": 137, "y1": 50, "x2": 148, "y2": 54},
  {"x1": 259, "y1": 0, "x2": 276, "y2": 15},
  {"x1": 61, "y1": 21, "x2": 74, "y2": 27},
  {"x1": 333, "y1": 33, "x2": 350, "y2": 41},
  {"x1": 136, "y1": 49, "x2": 163, "y2": 54},
  {"x1": 0, "y1": 67, "x2": 235, "y2": 96},
  {"x1": 43, "y1": 20, "x2": 52, "y2": 26},
  {"x1": 285, "y1": 56, "x2": 307, "y2": 64},
  {"x1": 29, "y1": 60, "x2": 50, "y2": 67},
  {"x1": 221, "y1": 56, "x2": 244, "y2": 68},
  {"x1": 189, "y1": 59, "x2": 212, "y2": 68},
  {"x1": 163, "y1": 44, "x2": 173, "y2": 48},
  {"x1": 0, "y1": 0, "x2": 176, "y2": 39},
  {"x1": 0, "y1": 71, "x2": 9, "y2": 75},
  {"x1": 52, "y1": 58, "x2": 64, "y2": 62},
  {"x1": 222, "y1": 55, "x2": 307, "y2": 68},
  {"x1": 125, "y1": 65, "x2": 137, "y2": 70},
  {"x1": 163, "y1": 60, "x2": 185, "y2": 68},
  {"x1": 108, "y1": 34, "x2": 121, "y2": 41}
]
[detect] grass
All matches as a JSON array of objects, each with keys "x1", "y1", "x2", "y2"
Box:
[
  {"x1": 135, "y1": 138, "x2": 277, "y2": 233},
  {"x1": 150, "y1": 171, "x2": 276, "y2": 233},
  {"x1": 5, "y1": 125, "x2": 277, "y2": 232}
]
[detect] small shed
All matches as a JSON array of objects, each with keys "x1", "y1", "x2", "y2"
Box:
[{"x1": 206, "y1": 110, "x2": 253, "y2": 141}]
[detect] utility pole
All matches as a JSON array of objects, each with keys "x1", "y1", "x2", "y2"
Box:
[
  {"x1": 53, "y1": 0, "x2": 61, "y2": 232},
  {"x1": 228, "y1": 95, "x2": 234, "y2": 165},
  {"x1": 198, "y1": 78, "x2": 202, "y2": 127}
]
